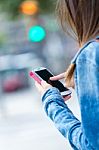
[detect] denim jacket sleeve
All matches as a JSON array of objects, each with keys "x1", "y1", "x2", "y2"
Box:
[{"x1": 42, "y1": 88, "x2": 91, "y2": 150}]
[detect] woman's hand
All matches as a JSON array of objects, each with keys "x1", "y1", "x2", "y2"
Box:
[
  {"x1": 35, "y1": 72, "x2": 71, "y2": 102},
  {"x1": 35, "y1": 80, "x2": 52, "y2": 96},
  {"x1": 50, "y1": 72, "x2": 65, "y2": 81},
  {"x1": 35, "y1": 72, "x2": 65, "y2": 95},
  {"x1": 50, "y1": 72, "x2": 71, "y2": 102}
]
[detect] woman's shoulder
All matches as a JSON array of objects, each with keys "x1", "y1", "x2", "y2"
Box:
[{"x1": 76, "y1": 41, "x2": 99, "y2": 66}]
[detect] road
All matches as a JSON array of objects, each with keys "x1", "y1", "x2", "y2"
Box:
[{"x1": 0, "y1": 87, "x2": 80, "y2": 150}]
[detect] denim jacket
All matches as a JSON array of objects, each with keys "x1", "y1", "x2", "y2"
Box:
[{"x1": 42, "y1": 37, "x2": 99, "y2": 150}]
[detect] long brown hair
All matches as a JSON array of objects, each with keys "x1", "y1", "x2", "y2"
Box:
[{"x1": 56, "y1": 0, "x2": 99, "y2": 88}]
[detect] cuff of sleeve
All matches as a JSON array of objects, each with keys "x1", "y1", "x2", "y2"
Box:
[
  {"x1": 42, "y1": 87, "x2": 67, "y2": 114},
  {"x1": 42, "y1": 87, "x2": 61, "y2": 102}
]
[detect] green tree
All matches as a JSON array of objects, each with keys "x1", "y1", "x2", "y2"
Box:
[{"x1": 0, "y1": 0, "x2": 55, "y2": 18}]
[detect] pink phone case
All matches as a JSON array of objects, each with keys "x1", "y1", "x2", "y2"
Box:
[{"x1": 29, "y1": 71, "x2": 42, "y2": 84}]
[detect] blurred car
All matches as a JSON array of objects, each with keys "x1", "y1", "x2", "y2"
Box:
[
  {"x1": 2, "y1": 69, "x2": 29, "y2": 92},
  {"x1": 3, "y1": 72, "x2": 22, "y2": 92}
]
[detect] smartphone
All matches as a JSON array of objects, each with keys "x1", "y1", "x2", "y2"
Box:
[{"x1": 30, "y1": 67, "x2": 71, "y2": 96}]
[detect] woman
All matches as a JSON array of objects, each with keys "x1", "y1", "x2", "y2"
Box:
[{"x1": 35, "y1": 0, "x2": 99, "y2": 149}]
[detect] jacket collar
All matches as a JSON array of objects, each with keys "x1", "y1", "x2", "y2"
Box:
[{"x1": 71, "y1": 36, "x2": 99, "y2": 64}]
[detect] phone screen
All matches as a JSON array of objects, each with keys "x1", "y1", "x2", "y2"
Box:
[{"x1": 35, "y1": 69, "x2": 69, "y2": 92}]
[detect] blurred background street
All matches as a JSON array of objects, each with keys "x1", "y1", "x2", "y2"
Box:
[
  {"x1": 0, "y1": 88, "x2": 80, "y2": 150},
  {"x1": 0, "y1": 0, "x2": 80, "y2": 149}
]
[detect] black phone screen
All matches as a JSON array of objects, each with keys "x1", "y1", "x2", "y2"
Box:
[{"x1": 35, "y1": 69, "x2": 69, "y2": 92}]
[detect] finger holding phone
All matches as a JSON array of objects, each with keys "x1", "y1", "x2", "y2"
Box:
[
  {"x1": 30, "y1": 67, "x2": 71, "y2": 101},
  {"x1": 50, "y1": 72, "x2": 71, "y2": 101},
  {"x1": 35, "y1": 80, "x2": 52, "y2": 96}
]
